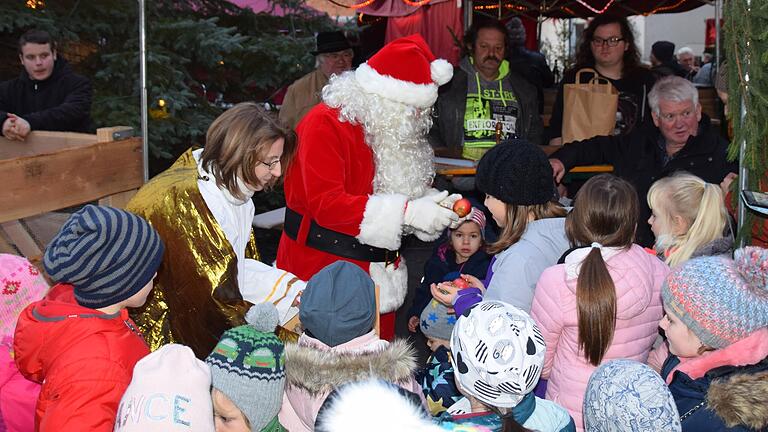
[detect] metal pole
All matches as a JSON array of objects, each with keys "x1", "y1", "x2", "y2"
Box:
[
  {"x1": 736, "y1": 0, "x2": 750, "y2": 247},
  {"x1": 464, "y1": 0, "x2": 473, "y2": 31},
  {"x1": 138, "y1": 0, "x2": 149, "y2": 183},
  {"x1": 714, "y1": 0, "x2": 721, "y2": 78}
]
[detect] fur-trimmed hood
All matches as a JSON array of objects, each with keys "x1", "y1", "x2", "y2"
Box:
[
  {"x1": 284, "y1": 334, "x2": 418, "y2": 394},
  {"x1": 708, "y1": 369, "x2": 768, "y2": 430}
]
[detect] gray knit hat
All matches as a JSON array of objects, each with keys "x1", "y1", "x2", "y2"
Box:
[
  {"x1": 662, "y1": 247, "x2": 768, "y2": 349},
  {"x1": 43, "y1": 205, "x2": 164, "y2": 309},
  {"x1": 420, "y1": 299, "x2": 456, "y2": 341},
  {"x1": 300, "y1": 261, "x2": 376, "y2": 347},
  {"x1": 475, "y1": 139, "x2": 557, "y2": 206},
  {"x1": 206, "y1": 303, "x2": 286, "y2": 432}
]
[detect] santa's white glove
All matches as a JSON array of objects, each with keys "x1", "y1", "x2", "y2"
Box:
[
  {"x1": 404, "y1": 190, "x2": 459, "y2": 237},
  {"x1": 441, "y1": 193, "x2": 463, "y2": 229}
]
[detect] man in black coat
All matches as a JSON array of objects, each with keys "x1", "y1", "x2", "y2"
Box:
[
  {"x1": 1, "y1": 29, "x2": 93, "y2": 140},
  {"x1": 549, "y1": 76, "x2": 737, "y2": 247}
]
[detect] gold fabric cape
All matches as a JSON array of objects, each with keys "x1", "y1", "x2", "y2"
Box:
[{"x1": 126, "y1": 149, "x2": 260, "y2": 358}]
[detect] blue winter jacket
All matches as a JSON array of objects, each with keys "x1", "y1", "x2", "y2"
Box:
[{"x1": 661, "y1": 354, "x2": 768, "y2": 431}]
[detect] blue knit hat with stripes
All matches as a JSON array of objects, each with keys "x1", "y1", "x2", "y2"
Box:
[{"x1": 43, "y1": 205, "x2": 164, "y2": 309}]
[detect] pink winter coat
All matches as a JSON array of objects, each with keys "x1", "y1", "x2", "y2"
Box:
[
  {"x1": 278, "y1": 331, "x2": 424, "y2": 432},
  {"x1": 531, "y1": 244, "x2": 668, "y2": 431}
]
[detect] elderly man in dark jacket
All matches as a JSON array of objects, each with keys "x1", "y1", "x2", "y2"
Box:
[
  {"x1": 549, "y1": 76, "x2": 737, "y2": 247},
  {"x1": 429, "y1": 20, "x2": 543, "y2": 159},
  {"x1": 1, "y1": 29, "x2": 93, "y2": 140}
]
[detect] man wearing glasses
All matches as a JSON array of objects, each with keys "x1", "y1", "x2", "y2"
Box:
[
  {"x1": 548, "y1": 76, "x2": 737, "y2": 247},
  {"x1": 279, "y1": 31, "x2": 353, "y2": 130}
]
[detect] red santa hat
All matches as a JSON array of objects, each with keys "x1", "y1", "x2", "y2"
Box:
[{"x1": 355, "y1": 34, "x2": 453, "y2": 108}]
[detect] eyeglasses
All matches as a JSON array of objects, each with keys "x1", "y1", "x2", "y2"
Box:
[
  {"x1": 591, "y1": 37, "x2": 625, "y2": 47},
  {"x1": 258, "y1": 159, "x2": 281, "y2": 170}
]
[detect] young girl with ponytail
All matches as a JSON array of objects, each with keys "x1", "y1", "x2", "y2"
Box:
[
  {"x1": 647, "y1": 172, "x2": 732, "y2": 267},
  {"x1": 530, "y1": 174, "x2": 669, "y2": 431}
]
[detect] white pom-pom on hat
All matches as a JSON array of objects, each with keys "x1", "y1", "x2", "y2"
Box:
[{"x1": 431, "y1": 59, "x2": 453, "y2": 86}]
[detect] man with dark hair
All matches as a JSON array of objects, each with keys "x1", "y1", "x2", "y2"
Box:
[
  {"x1": 429, "y1": 20, "x2": 542, "y2": 160},
  {"x1": 0, "y1": 29, "x2": 93, "y2": 140}
]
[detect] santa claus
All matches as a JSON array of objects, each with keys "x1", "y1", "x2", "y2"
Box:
[{"x1": 276, "y1": 34, "x2": 459, "y2": 339}]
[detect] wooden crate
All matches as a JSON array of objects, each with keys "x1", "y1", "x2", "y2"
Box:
[{"x1": 0, "y1": 127, "x2": 143, "y2": 257}]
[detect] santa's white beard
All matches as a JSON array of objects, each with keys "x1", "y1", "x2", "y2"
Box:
[{"x1": 323, "y1": 72, "x2": 435, "y2": 199}]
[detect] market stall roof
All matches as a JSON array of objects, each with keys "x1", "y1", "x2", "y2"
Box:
[{"x1": 471, "y1": 0, "x2": 710, "y2": 19}]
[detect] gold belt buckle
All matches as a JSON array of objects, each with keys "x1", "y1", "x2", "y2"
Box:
[{"x1": 385, "y1": 250, "x2": 400, "y2": 266}]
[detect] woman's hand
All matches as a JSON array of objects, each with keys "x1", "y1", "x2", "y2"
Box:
[
  {"x1": 430, "y1": 282, "x2": 457, "y2": 312},
  {"x1": 407, "y1": 316, "x2": 419, "y2": 333},
  {"x1": 461, "y1": 274, "x2": 486, "y2": 293}
]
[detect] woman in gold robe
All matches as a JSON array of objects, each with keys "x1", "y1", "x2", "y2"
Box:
[{"x1": 127, "y1": 103, "x2": 301, "y2": 357}]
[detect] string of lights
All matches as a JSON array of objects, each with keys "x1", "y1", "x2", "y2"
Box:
[
  {"x1": 643, "y1": 0, "x2": 688, "y2": 15},
  {"x1": 573, "y1": 0, "x2": 615, "y2": 14}
]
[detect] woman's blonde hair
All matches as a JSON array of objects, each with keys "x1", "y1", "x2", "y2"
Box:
[
  {"x1": 647, "y1": 172, "x2": 729, "y2": 267},
  {"x1": 486, "y1": 201, "x2": 566, "y2": 255},
  {"x1": 200, "y1": 102, "x2": 296, "y2": 200}
]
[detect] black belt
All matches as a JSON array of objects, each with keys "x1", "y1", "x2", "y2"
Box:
[{"x1": 283, "y1": 207, "x2": 400, "y2": 264}]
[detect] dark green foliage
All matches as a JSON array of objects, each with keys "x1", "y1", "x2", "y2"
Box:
[
  {"x1": 0, "y1": 0, "x2": 344, "y2": 172},
  {"x1": 724, "y1": 0, "x2": 768, "y2": 244}
]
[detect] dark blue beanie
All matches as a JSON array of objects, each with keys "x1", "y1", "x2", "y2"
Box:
[{"x1": 44, "y1": 205, "x2": 164, "y2": 309}]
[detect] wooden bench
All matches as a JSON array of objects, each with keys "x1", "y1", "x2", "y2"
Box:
[{"x1": 0, "y1": 127, "x2": 143, "y2": 258}]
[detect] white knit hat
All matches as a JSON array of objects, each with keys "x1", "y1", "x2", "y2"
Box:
[{"x1": 114, "y1": 344, "x2": 215, "y2": 432}]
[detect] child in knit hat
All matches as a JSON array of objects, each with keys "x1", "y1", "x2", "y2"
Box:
[
  {"x1": 408, "y1": 207, "x2": 491, "y2": 333},
  {"x1": 443, "y1": 300, "x2": 574, "y2": 431},
  {"x1": 583, "y1": 359, "x2": 681, "y2": 432},
  {"x1": 653, "y1": 247, "x2": 768, "y2": 431},
  {"x1": 431, "y1": 139, "x2": 569, "y2": 316},
  {"x1": 206, "y1": 303, "x2": 287, "y2": 432},
  {"x1": 0, "y1": 254, "x2": 48, "y2": 432},
  {"x1": 279, "y1": 260, "x2": 424, "y2": 431},
  {"x1": 115, "y1": 344, "x2": 215, "y2": 431},
  {"x1": 416, "y1": 300, "x2": 462, "y2": 415},
  {"x1": 13, "y1": 205, "x2": 164, "y2": 430}
]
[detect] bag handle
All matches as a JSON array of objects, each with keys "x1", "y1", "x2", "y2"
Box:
[{"x1": 575, "y1": 67, "x2": 612, "y2": 84}]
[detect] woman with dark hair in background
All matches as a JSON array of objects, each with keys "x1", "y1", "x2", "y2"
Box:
[{"x1": 547, "y1": 15, "x2": 656, "y2": 146}]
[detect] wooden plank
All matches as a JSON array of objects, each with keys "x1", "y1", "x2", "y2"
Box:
[
  {"x1": 0, "y1": 131, "x2": 98, "y2": 159},
  {"x1": 96, "y1": 126, "x2": 133, "y2": 143},
  {"x1": 0, "y1": 221, "x2": 41, "y2": 258},
  {"x1": 436, "y1": 164, "x2": 613, "y2": 176},
  {"x1": 98, "y1": 189, "x2": 138, "y2": 209},
  {"x1": 0, "y1": 137, "x2": 143, "y2": 223}
]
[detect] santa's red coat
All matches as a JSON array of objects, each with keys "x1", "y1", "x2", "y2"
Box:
[{"x1": 276, "y1": 103, "x2": 409, "y2": 316}]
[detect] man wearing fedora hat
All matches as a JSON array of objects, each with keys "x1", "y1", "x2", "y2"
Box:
[{"x1": 279, "y1": 31, "x2": 353, "y2": 129}]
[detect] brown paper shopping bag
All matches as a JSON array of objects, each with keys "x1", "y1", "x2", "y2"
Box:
[{"x1": 562, "y1": 68, "x2": 619, "y2": 144}]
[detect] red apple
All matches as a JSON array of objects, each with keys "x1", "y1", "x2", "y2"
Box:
[
  {"x1": 452, "y1": 277, "x2": 470, "y2": 289},
  {"x1": 452, "y1": 198, "x2": 472, "y2": 217}
]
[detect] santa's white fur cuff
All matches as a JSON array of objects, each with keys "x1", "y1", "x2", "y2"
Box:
[{"x1": 356, "y1": 193, "x2": 408, "y2": 251}]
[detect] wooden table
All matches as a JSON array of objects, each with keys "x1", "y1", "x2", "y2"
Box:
[
  {"x1": 0, "y1": 127, "x2": 143, "y2": 258},
  {"x1": 434, "y1": 145, "x2": 613, "y2": 176}
]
